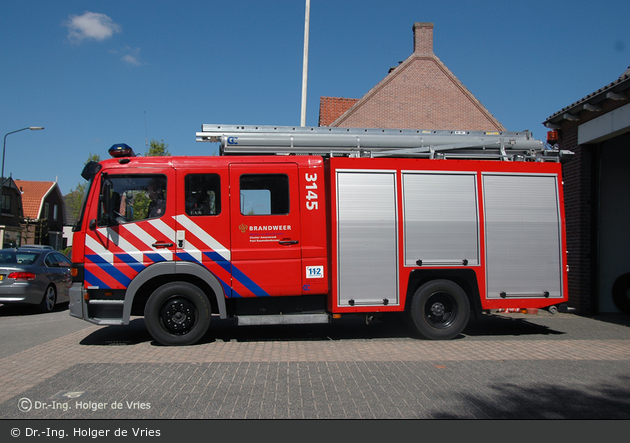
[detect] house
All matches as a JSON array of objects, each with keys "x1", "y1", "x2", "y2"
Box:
[
  {"x1": 15, "y1": 180, "x2": 66, "y2": 250},
  {"x1": 0, "y1": 177, "x2": 25, "y2": 248},
  {"x1": 543, "y1": 67, "x2": 630, "y2": 315},
  {"x1": 320, "y1": 22, "x2": 505, "y2": 131}
]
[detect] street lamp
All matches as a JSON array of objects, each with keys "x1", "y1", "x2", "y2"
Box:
[{"x1": 0, "y1": 127, "x2": 45, "y2": 235}]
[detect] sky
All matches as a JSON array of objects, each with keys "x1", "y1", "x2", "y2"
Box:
[{"x1": 1, "y1": 0, "x2": 628, "y2": 196}]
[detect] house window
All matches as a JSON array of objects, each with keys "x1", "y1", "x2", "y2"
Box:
[
  {"x1": 53, "y1": 204, "x2": 58, "y2": 221},
  {"x1": 1, "y1": 195, "x2": 10, "y2": 213}
]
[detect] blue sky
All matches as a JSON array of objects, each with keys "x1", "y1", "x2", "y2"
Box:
[{"x1": 1, "y1": 0, "x2": 628, "y2": 196}]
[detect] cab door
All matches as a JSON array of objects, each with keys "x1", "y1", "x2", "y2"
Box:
[
  {"x1": 84, "y1": 167, "x2": 177, "y2": 291},
  {"x1": 229, "y1": 163, "x2": 302, "y2": 297}
]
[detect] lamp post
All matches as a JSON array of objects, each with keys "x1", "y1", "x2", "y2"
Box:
[{"x1": 0, "y1": 127, "x2": 44, "y2": 244}]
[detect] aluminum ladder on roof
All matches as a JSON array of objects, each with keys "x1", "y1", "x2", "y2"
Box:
[{"x1": 196, "y1": 124, "x2": 573, "y2": 162}]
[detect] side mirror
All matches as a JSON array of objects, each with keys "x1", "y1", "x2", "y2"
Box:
[{"x1": 81, "y1": 161, "x2": 102, "y2": 181}]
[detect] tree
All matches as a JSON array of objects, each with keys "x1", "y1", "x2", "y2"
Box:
[
  {"x1": 86, "y1": 153, "x2": 101, "y2": 163},
  {"x1": 65, "y1": 153, "x2": 102, "y2": 224},
  {"x1": 146, "y1": 139, "x2": 170, "y2": 157}
]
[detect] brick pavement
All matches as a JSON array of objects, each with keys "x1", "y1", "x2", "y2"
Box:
[{"x1": 1, "y1": 312, "x2": 630, "y2": 419}]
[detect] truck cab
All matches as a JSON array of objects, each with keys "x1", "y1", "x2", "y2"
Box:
[{"x1": 70, "y1": 147, "x2": 328, "y2": 345}]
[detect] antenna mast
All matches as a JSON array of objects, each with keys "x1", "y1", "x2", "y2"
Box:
[{"x1": 144, "y1": 111, "x2": 148, "y2": 149}]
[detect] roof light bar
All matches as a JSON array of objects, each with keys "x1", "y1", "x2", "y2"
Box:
[{"x1": 109, "y1": 143, "x2": 136, "y2": 158}]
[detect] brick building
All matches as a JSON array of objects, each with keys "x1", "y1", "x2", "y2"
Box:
[
  {"x1": 544, "y1": 67, "x2": 630, "y2": 315},
  {"x1": 320, "y1": 22, "x2": 505, "y2": 131}
]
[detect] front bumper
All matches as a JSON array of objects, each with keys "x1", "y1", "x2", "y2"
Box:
[{"x1": 68, "y1": 284, "x2": 85, "y2": 319}]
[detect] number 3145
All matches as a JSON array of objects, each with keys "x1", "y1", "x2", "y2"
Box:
[{"x1": 305, "y1": 173, "x2": 318, "y2": 210}]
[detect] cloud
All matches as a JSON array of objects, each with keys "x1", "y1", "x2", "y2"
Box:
[
  {"x1": 122, "y1": 54, "x2": 141, "y2": 66},
  {"x1": 64, "y1": 11, "x2": 121, "y2": 44},
  {"x1": 110, "y1": 46, "x2": 146, "y2": 66}
]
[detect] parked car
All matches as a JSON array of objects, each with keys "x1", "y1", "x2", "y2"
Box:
[
  {"x1": 0, "y1": 248, "x2": 72, "y2": 312},
  {"x1": 18, "y1": 245, "x2": 54, "y2": 250}
]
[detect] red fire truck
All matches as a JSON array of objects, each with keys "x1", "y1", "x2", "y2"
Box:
[{"x1": 69, "y1": 124, "x2": 570, "y2": 345}]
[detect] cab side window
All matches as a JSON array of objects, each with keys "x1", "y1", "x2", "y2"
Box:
[
  {"x1": 240, "y1": 174, "x2": 289, "y2": 216},
  {"x1": 185, "y1": 174, "x2": 221, "y2": 216},
  {"x1": 99, "y1": 174, "x2": 167, "y2": 226}
]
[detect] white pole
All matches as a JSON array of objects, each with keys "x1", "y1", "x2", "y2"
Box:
[{"x1": 300, "y1": 0, "x2": 310, "y2": 127}]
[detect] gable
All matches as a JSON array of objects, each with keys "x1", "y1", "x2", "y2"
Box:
[
  {"x1": 325, "y1": 22, "x2": 505, "y2": 132},
  {"x1": 14, "y1": 180, "x2": 60, "y2": 220}
]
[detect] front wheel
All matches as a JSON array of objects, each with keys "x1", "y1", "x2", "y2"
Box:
[
  {"x1": 144, "y1": 282, "x2": 211, "y2": 346},
  {"x1": 408, "y1": 279, "x2": 470, "y2": 340}
]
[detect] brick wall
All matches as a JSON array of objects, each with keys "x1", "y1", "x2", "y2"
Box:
[
  {"x1": 333, "y1": 57, "x2": 505, "y2": 131},
  {"x1": 560, "y1": 124, "x2": 594, "y2": 313}
]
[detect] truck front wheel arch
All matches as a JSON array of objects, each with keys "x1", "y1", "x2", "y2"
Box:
[
  {"x1": 124, "y1": 261, "x2": 227, "y2": 321},
  {"x1": 408, "y1": 279, "x2": 471, "y2": 340},
  {"x1": 144, "y1": 281, "x2": 211, "y2": 346}
]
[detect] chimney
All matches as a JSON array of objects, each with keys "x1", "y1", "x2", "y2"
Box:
[{"x1": 413, "y1": 22, "x2": 434, "y2": 56}]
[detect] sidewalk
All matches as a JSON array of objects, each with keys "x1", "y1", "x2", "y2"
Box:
[{"x1": 1, "y1": 311, "x2": 629, "y2": 419}]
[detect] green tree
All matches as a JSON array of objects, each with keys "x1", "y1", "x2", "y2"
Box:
[
  {"x1": 86, "y1": 153, "x2": 101, "y2": 163},
  {"x1": 146, "y1": 139, "x2": 170, "y2": 157},
  {"x1": 66, "y1": 153, "x2": 102, "y2": 223}
]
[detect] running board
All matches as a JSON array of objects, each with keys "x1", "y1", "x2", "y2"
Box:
[{"x1": 236, "y1": 313, "x2": 331, "y2": 326}]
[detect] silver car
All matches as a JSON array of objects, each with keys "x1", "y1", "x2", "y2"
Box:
[{"x1": 0, "y1": 248, "x2": 72, "y2": 312}]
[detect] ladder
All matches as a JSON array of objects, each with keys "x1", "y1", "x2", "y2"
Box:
[{"x1": 196, "y1": 124, "x2": 573, "y2": 162}]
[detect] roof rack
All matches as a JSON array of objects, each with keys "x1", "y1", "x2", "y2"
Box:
[{"x1": 196, "y1": 124, "x2": 573, "y2": 162}]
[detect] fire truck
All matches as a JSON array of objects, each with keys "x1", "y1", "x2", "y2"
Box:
[{"x1": 69, "y1": 124, "x2": 571, "y2": 346}]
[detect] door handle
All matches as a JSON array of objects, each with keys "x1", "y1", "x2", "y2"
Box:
[
  {"x1": 279, "y1": 240, "x2": 299, "y2": 245},
  {"x1": 152, "y1": 242, "x2": 174, "y2": 248}
]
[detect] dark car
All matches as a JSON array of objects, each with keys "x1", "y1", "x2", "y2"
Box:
[
  {"x1": 18, "y1": 245, "x2": 54, "y2": 250},
  {"x1": 0, "y1": 248, "x2": 72, "y2": 312}
]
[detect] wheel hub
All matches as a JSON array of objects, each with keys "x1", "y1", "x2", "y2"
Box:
[
  {"x1": 424, "y1": 291, "x2": 456, "y2": 328},
  {"x1": 161, "y1": 298, "x2": 196, "y2": 335},
  {"x1": 430, "y1": 302, "x2": 445, "y2": 317}
]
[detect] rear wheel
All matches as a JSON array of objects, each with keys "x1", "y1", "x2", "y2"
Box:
[
  {"x1": 408, "y1": 279, "x2": 470, "y2": 340},
  {"x1": 144, "y1": 282, "x2": 211, "y2": 346},
  {"x1": 39, "y1": 285, "x2": 57, "y2": 313}
]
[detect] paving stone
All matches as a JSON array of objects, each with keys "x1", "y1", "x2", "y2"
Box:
[{"x1": 0, "y1": 313, "x2": 629, "y2": 419}]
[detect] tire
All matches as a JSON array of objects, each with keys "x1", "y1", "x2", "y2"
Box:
[
  {"x1": 408, "y1": 279, "x2": 470, "y2": 340},
  {"x1": 612, "y1": 273, "x2": 630, "y2": 315},
  {"x1": 144, "y1": 282, "x2": 211, "y2": 346},
  {"x1": 39, "y1": 285, "x2": 57, "y2": 313}
]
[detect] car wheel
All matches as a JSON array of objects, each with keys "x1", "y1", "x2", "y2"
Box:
[
  {"x1": 408, "y1": 279, "x2": 470, "y2": 340},
  {"x1": 39, "y1": 285, "x2": 57, "y2": 313},
  {"x1": 144, "y1": 282, "x2": 211, "y2": 346}
]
